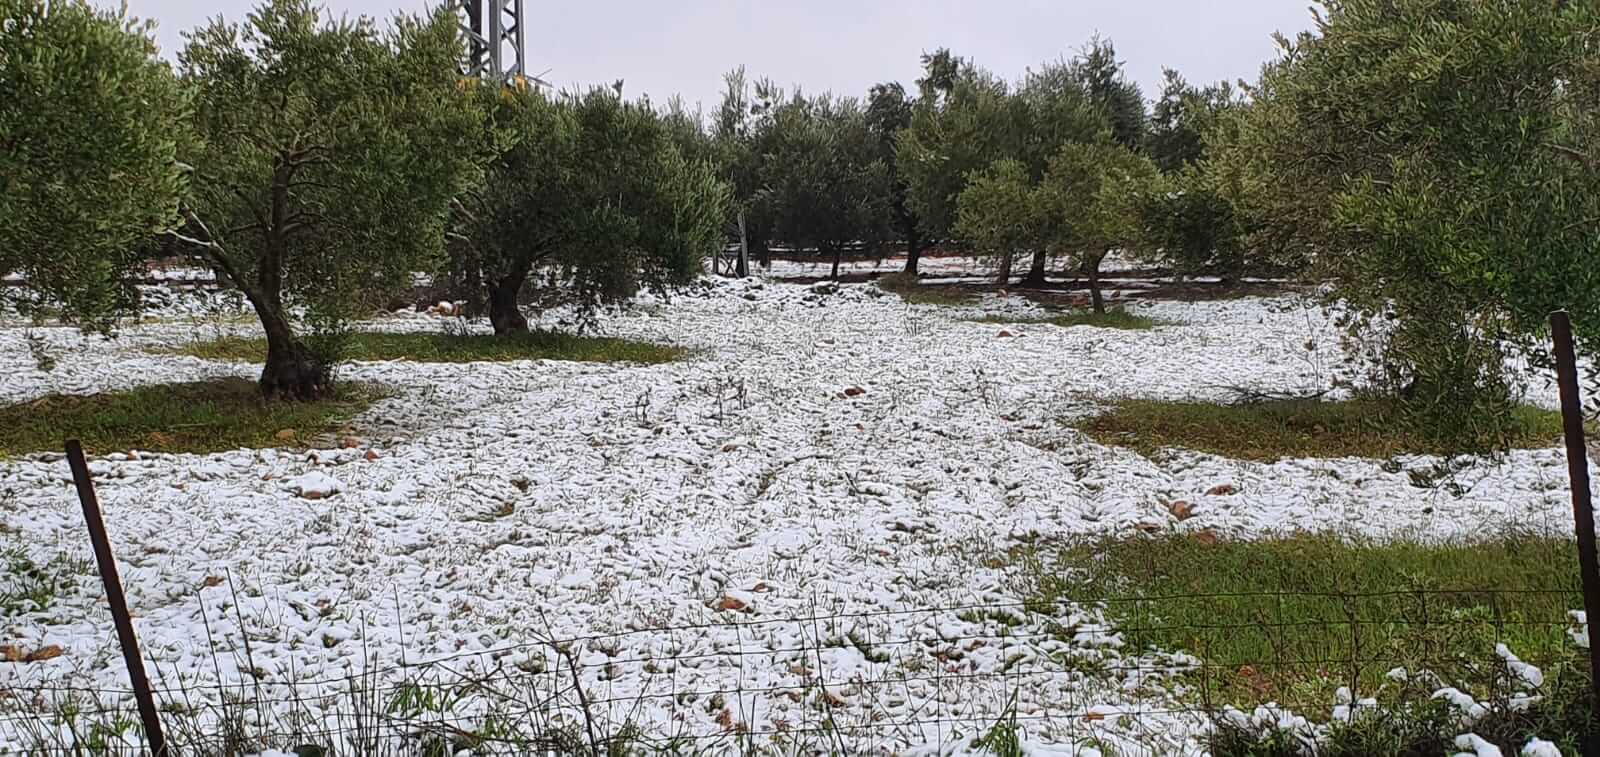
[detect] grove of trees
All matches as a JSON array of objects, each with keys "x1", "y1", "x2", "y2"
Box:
[
  {"x1": 2, "y1": 0, "x2": 731, "y2": 399},
  {"x1": 446, "y1": 85, "x2": 727, "y2": 335},
  {"x1": 2, "y1": 0, "x2": 1596, "y2": 449}
]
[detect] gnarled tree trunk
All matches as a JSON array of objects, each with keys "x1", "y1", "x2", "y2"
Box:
[
  {"x1": 487, "y1": 259, "x2": 533, "y2": 335},
  {"x1": 1020, "y1": 249, "x2": 1049, "y2": 288},
  {"x1": 829, "y1": 243, "x2": 843, "y2": 280},
  {"x1": 488, "y1": 275, "x2": 529, "y2": 335},
  {"x1": 254, "y1": 299, "x2": 327, "y2": 401}
]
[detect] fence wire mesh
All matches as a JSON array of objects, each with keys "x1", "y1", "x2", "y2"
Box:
[{"x1": 0, "y1": 587, "x2": 1589, "y2": 755}]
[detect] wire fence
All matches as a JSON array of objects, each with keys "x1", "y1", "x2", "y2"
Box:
[{"x1": 0, "y1": 587, "x2": 1589, "y2": 755}]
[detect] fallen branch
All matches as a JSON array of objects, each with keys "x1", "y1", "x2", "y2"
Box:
[{"x1": 1204, "y1": 383, "x2": 1332, "y2": 406}]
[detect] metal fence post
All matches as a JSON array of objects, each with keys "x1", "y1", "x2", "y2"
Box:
[
  {"x1": 1550, "y1": 311, "x2": 1600, "y2": 729},
  {"x1": 64, "y1": 440, "x2": 167, "y2": 756}
]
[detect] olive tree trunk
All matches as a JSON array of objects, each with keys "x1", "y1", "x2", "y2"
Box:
[
  {"x1": 253, "y1": 297, "x2": 328, "y2": 400},
  {"x1": 1083, "y1": 249, "x2": 1108, "y2": 314},
  {"x1": 904, "y1": 229, "x2": 922, "y2": 275},
  {"x1": 736, "y1": 211, "x2": 750, "y2": 278},
  {"x1": 240, "y1": 195, "x2": 329, "y2": 400},
  {"x1": 487, "y1": 258, "x2": 533, "y2": 335},
  {"x1": 1020, "y1": 248, "x2": 1049, "y2": 288}
]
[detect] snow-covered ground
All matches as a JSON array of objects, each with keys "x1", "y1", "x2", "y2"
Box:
[
  {"x1": 749, "y1": 252, "x2": 1152, "y2": 282},
  {"x1": 0, "y1": 277, "x2": 1587, "y2": 754}
]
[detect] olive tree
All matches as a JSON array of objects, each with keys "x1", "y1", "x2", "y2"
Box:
[
  {"x1": 175, "y1": 0, "x2": 482, "y2": 399},
  {"x1": 450, "y1": 87, "x2": 728, "y2": 333},
  {"x1": 1140, "y1": 70, "x2": 1249, "y2": 281},
  {"x1": 865, "y1": 82, "x2": 921, "y2": 274},
  {"x1": 1071, "y1": 37, "x2": 1144, "y2": 151},
  {"x1": 1213, "y1": 0, "x2": 1600, "y2": 449},
  {"x1": 1138, "y1": 169, "x2": 1247, "y2": 282},
  {"x1": 446, "y1": 83, "x2": 577, "y2": 333},
  {"x1": 1009, "y1": 61, "x2": 1109, "y2": 286},
  {"x1": 1145, "y1": 69, "x2": 1237, "y2": 174},
  {"x1": 712, "y1": 67, "x2": 781, "y2": 276},
  {"x1": 758, "y1": 92, "x2": 893, "y2": 280},
  {"x1": 1037, "y1": 144, "x2": 1163, "y2": 313},
  {"x1": 900, "y1": 52, "x2": 1104, "y2": 285},
  {"x1": 0, "y1": 0, "x2": 187, "y2": 331},
  {"x1": 898, "y1": 51, "x2": 1014, "y2": 255},
  {"x1": 952, "y1": 159, "x2": 1044, "y2": 284}
]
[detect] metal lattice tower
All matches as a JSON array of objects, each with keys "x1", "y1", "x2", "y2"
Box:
[{"x1": 454, "y1": 0, "x2": 525, "y2": 81}]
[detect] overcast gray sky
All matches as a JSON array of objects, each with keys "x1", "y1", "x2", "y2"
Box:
[{"x1": 112, "y1": 1, "x2": 1314, "y2": 115}]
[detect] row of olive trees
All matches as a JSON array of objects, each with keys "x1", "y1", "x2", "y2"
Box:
[
  {"x1": 2, "y1": 0, "x2": 728, "y2": 399},
  {"x1": 911, "y1": 45, "x2": 1159, "y2": 311},
  {"x1": 692, "y1": 38, "x2": 1233, "y2": 308},
  {"x1": 662, "y1": 69, "x2": 898, "y2": 280}
]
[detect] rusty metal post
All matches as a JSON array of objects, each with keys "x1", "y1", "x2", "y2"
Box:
[
  {"x1": 65, "y1": 440, "x2": 167, "y2": 756},
  {"x1": 1551, "y1": 311, "x2": 1600, "y2": 729}
]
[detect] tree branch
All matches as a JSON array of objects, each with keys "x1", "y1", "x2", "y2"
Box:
[
  {"x1": 233, "y1": 189, "x2": 270, "y2": 231},
  {"x1": 283, "y1": 144, "x2": 331, "y2": 168},
  {"x1": 1546, "y1": 141, "x2": 1596, "y2": 167},
  {"x1": 171, "y1": 209, "x2": 250, "y2": 295}
]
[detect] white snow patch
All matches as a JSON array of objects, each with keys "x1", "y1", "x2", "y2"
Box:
[
  {"x1": 1453, "y1": 733, "x2": 1504, "y2": 757},
  {"x1": 0, "y1": 280, "x2": 1591, "y2": 751}
]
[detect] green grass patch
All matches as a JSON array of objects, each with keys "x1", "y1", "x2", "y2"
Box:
[
  {"x1": 1080, "y1": 398, "x2": 1565, "y2": 461},
  {"x1": 876, "y1": 272, "x2": 979, "y2": 307},
  {"x1": 172, "y1": 330, "x2": 685, "y2": 365},
  {"x1": 0, "y1": 378, "x2": 383, "y2": 457},
  {"x1": 0, "y1": 546, "x2": 89, "y2": 619},
  {"x1": 962, "y1": 309, "x2": 1163, "y2": 330},
  {"x1": 1032, "y1": 532, "x2": 1582, "y2": 715}
]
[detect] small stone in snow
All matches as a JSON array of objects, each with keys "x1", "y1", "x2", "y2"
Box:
[
  {"x1": 843, "y1": 386, "x2": 866, "y2": 398},
  {"x1": 363, "y1": 449, "x2": 380, "y2": 461},
  {"x1": 1191, "y1": 529, "x2": 1220, "y2": 546},
  {"x1": 714, "y1": 595, "x2": 748, "y2": 612},
  {"x1": 1168, "y1": 500, "x2": 1195, "y2": 520},
  {"x1": 290, "y1": 471, "x2": 341, "y2": 500},
  {"x1": 996, "y1": 330, "x2": 1014, "y2": 338},
  {"x1": 1207, "y1": 483, "x2": 1238, "y2": 496},
  {"x1": 1, "y1": 644, "x2": 63, "y2": 663}
]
